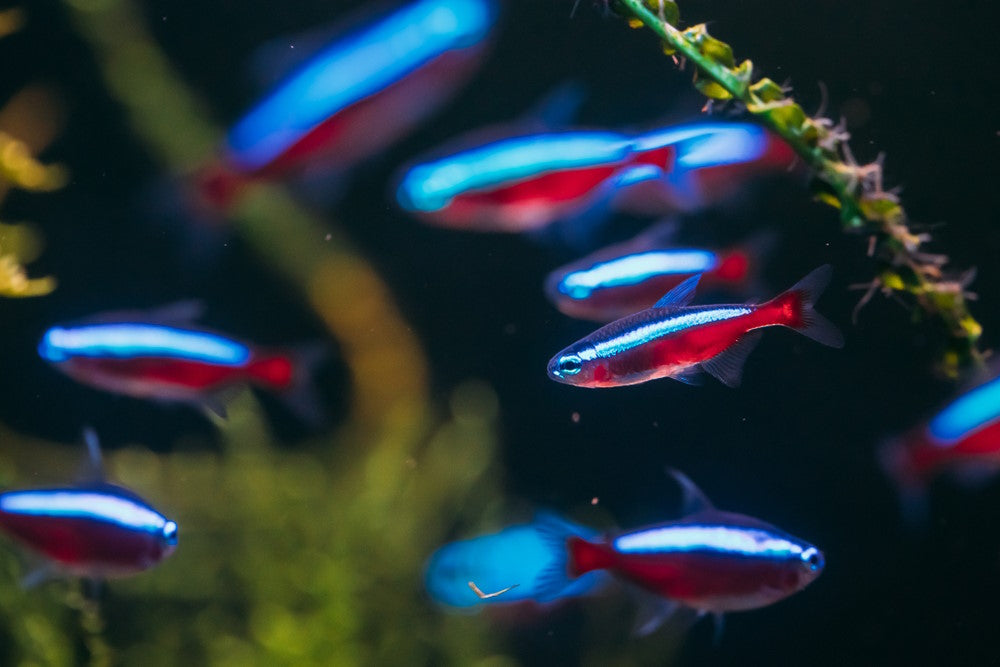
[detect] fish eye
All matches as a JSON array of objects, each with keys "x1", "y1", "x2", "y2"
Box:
[
  {"x1": 801, "y1": 547, "x2": 823, "y2": 572},
  {"x1": 558, "y1": 355, "x2": 582, "y2": 375},
  {"x1": 162, "y1": 521, "x2": 178, "y2": 546}
]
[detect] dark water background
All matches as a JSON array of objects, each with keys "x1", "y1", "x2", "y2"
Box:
[{"x1": 2, "y1": 0, "x2": 999, "y2": 663}]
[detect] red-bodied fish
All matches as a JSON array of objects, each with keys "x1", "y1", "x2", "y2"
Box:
[
  {"x1": 880, "y1": 369, "x2": 1000, "y2": 522},
  {"x1": 0, "y1": 430, "x2": 177, "y2": 584},
  {"x1": 544, "y1": 223, "x2": 773, "y2": 322},
  {"x1": 533, "y1": 471, "x2": 824, "y2": 635},
  {"x1": 38, "y1": 302, "x2": 322, "y2": 420},
  {"x1": 547, "y1": 265, "x2": 843, "y2": 388}
]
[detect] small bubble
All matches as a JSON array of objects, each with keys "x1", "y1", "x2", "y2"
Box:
[
  {"x1": 571, "y1": 412, "x2": 580, "y2": 423},
  {"x1": 324, "y1": 233, "x2": 332, "y2": 241},
  {"x1": 591, "y1": 496, "x2": 599, "y2": 505}
]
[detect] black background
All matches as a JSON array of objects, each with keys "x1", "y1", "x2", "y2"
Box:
[{"x1": 1, "y1": 0, "x2": 999, "y2": 664}]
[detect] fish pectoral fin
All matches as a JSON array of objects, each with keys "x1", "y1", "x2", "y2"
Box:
[
  {"x1": 201, "y1": 396, "x2": 230, "y2": 420},
  {"x1": 699, "y1": 330, "x2": 764, "y2": 388},
  {"x1": 653, "y1": 273, "x2": 702, "y2": 309}
]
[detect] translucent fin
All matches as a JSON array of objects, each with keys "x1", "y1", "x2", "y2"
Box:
[
  {"x1": 672, "y1": 367, "x2": 705, "y2": 386},
  {"x1": 781, "y1": 265, "x2": 844, "y2": 348},
  {"x1": 201, "y1": 396, "x2": 229, "y2": 420},
  {"x1": 84, "y1": 300, "x2": 206, "y2": 327},
  {"x1": 529, "y1": 510, "x2": 582, "y2": 601},
  {"x1": 270, "y1": 343, "x2": 328, "y2": 427},
  {"x1": 628, "y1": 585, "x2": 700, "y2": 638},
  {"x1": 699, "y1": 330, "x2": 763, "y2": 388},
  {"x1": 654, "y1": 274, "x2": 702, "y2": 309},
  {"x1": 525, "y1": 81, "x2": 587, "y2": 129},
  {"x1": 78, "y1": 427, "x2": 105, "y2": 484},
  {"x1": 20, "y1": 563, "x2": 56, "y2": 589},
  {"x1": 712, "y1": 611, "x2": 726, "y2": 644},
  {"x1": 667, "y1": 468, "x2": 715, "y2": 515},
  {"x1": 633, "y1": 596, "x2": 682, "y2": 637}
]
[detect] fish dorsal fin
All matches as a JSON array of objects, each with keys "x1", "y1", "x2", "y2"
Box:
[
  {"x1": 653, "y1": 274, "x2": 701, "y2": 309},
  {"x1": 80, "y1": 427, "x2": 105, "y2": 484},
  {"x1": 667, "y1": 468, "x2": 715, "y2": 515}
]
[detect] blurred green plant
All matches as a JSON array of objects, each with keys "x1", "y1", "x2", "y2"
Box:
[
  {"x1": 0, "y1": 0, "x2": 531, "y2": 664},
  {"x1": 614, "y1": 0, "x2": 982, "y2": 375}
]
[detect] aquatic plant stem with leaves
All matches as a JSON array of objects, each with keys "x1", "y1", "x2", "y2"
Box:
[{"x1": 614, "y1": 0, "x2": 983, "y2": 374}]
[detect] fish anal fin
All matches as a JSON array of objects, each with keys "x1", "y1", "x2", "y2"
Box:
[
  {"x1": 672, "y1": 367, "x2": 705, "y2": 386},
  {"x1": 654, "y1": 274, "x2": 702, "y2": 309},
  {"x1": 699, "y1": 330, "x2": 764, "y2": 388},
  {"x1": 667, "y1": 468, "x2": 715, "y2": 515}
]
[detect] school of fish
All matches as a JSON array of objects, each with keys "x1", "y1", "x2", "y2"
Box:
[{"x1": 2, "y1": 0, "x2": 993, "y2": 654}]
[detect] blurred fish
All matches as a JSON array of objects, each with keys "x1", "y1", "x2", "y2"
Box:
[
  {"x1": 547, "y1": 265, "x2": 843, "y2": 388},
  {"x1": 544, "y1": 223, "x2": 774, "y2": 322},
  {"x1": 38, "y1": 302, "x2": 324, "y2": 421},
  {"x1": 534, "y1": 471, "x2": 824, "y2": 636},
  {"x1": 396, "y1": 121, "x2": 794, "y2": 233},
  {"x1": 880, "y1": 371, "x2": 1000, "y2": 522},
  {"x1": 0, "y1": 429, "x2": 177, "y2": 584},
  {"x1": 425, "y1": 511, "x2": 606, "y2": 608},
  {"x1": 200, "y1": 0, "x2": 497, "y2": 205}
]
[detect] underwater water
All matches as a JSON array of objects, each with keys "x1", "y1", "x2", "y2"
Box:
[{"x1": 0, "y1": 0, "x2": 998, "y2": 664}]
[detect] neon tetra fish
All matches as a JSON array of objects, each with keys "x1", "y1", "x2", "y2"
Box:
[
  {"x1": 38, "y1": 302, "x2": 322, "y2": 420},
  {"x1": 397, "y1": 122, "x2": 794, "y2": 233},
  {"x1": 547, "y1": 265, "x2": 843, "y2": 388},
  {"x1": 544, "y1": 224, "x2": 772, "y2": 322},
  {"x1": 880, "y1": 370, "x2": 1000, "y2": 522},
  {"x1": 534, "y1": 471, "x2": 824, "y2": 635},
  {"x1": 200, "y1": 0, "x2": 497, "y2": 205},
  {"x1": 0, "y1": 430, "x2": 177, "y2": 583},
  {"x1": 425, "y1": 512, "x2": 606, "y2": 608}
]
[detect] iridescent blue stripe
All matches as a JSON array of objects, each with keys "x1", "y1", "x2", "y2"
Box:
[
  {"x1": 397, "y1": 132, "x2": 632, "y2": 212},
  {"x1": 928, "y1": 376, "x2": 1000, "y2": 442},
  {"x1": 228, "y1": 0, "x2": 496, "y2": 170},
  {"x1": 558, "y1": 250, "x2": 718, "y2": 300},
  {"x1": 579, "y1": 306, "x2": 751, "y2": 361},
  {"x1": 0, "y1": 490, "x2": 168, "y2": 535},
  {"x1": 632, "y1": 123, "x2": 768, "y2": 168},
  {"x1": 38, "y1": 324, "x2": 251, "y2": 365},
  {"x1": 614, "y1": 525, "x2": 803, "y2": 559}
]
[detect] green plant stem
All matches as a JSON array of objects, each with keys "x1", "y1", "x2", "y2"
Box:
[{"x1": 616, "y1": 0, "x2": 983, "y2": 374}]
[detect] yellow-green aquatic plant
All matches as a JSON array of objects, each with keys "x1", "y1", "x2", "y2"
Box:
[{"x1": 614, "y1": 0, "x2": 982, "y2": 375}]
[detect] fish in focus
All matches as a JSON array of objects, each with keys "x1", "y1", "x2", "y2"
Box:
[
  {"x1": 425, "y1": 512, "x2": 606, "y2": 608},
  {"x1": 880, "y1": 370, "x2": 1000, "y2": 522},
  {"x1": 200, "y1": 0, "x2": 497, "y2": 205},
  {"x1": 533, "y1": 471, "x2": 824, "y2": 635},
  {"x1": 544, "y1": 224, "x2": 773, "y2": 322},
  {"x1": 547, "y1": 264, "x2": 843, "y2": 388},
  {"x1": 0, "y1": 429, "x2": 177, "y2": 582},
  {"x1": 397, "y1": 122, "x2": 794, "y2": 233},
  {"x1": 38, "y1": 302, "x2": 323, "y2": 420}
]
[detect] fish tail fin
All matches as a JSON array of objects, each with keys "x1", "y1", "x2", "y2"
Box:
[
  {"x1": 248, "y1": 344, "x2": 327, "y2": 426},
  {"x1": 716, "y1": 230, "x2": 778, "y2": 289},
  {"x1": 530, "y1": 511, "x2": 606, "y2": 600},
  {"x1": 877, "y1": 438, "x2": 929, "y2": 527},
  {"x1": 770, "y1": 264, "x2": 844, "y2": 348}
]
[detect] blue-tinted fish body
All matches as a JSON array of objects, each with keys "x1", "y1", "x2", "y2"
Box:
[
  {"x1": 397, "y1": 121, "x2": 794, "y2": 232},
  {"x1": 425, "y1": 512, "x2": 605, "y2": 607},
  {"x1": 531, "y1": 472, "x2": 823, "y2": 629},
  {"x1": 544, "y1": 225, "x2": 763, "y2": 321},
  {"x1": 38, "y1": 305, "x2": 322, "y2": 419},
  {"x1": 223, "y1": 0, "x2": 496, "y2": 178},
  {"x1": 0, "y1": 485, "x2": 178, "y2": 578}
]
